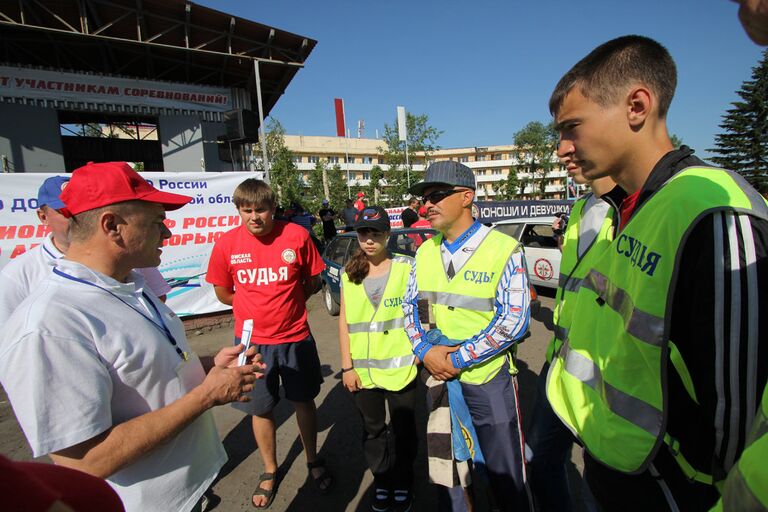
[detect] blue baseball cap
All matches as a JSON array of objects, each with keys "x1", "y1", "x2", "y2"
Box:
[{"x1": 37, "y1": 176, "x2": 70, "y2": 209}]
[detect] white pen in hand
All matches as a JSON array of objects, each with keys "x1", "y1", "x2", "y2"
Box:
[{"x1": 237, "y1": 319, "x2": 254, "y2": 366}]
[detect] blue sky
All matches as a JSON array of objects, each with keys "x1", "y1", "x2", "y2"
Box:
[{"x1": 198, "y1": 0, "x2": 763, "y2": 159}]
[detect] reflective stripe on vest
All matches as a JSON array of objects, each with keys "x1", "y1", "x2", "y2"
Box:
[
  {"x1": 343, "y1": 257, "x2": 417, "y2": 391},
  {"x1": 716, "y1": 384, "x2": 768, "y2": 511},
  {"x1": 415, "y1": 228, "x2": 521, "y2": 384},
  {"x1": 418, "y1": 291, "x2": 495, "y2": 311},
  {"x1": 547, "y1": 167, "x2": 768, "y2": 475},
  {"x1": 352, "y1": 354, "x2": 416, "y2": 370},
  {"x1": 582, "y1": 269, "x2": 665, "y2": 348},
  {"x1": 347, "y1": 317, "x2": 405, "y2": 334},
  {"x1": 547, "y1": 194, "x2": 615, "y2": 362},
  {"x1": 559, "y1": 342, "x2": 662, "y2": 437}
]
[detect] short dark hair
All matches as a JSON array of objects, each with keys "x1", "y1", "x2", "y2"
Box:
[
  {"x1": 549, "y1": 35, "x2": 677, "y2": 119},
  {"x1": 68, "y1": 200, "x2": 142, "y2": 242},
  {"x1": 233, "y1": 178, "x2": 275, "y2": 209}
]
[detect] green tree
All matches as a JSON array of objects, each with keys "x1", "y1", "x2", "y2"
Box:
[
  {"x1": 494, "y1": 169, "x2": 521, "y2": 199},
  {"x1": 263, "y1": 119, "x2": 303, "y2": 205},
  {"x1": 709, "y1": 49, "x2": 768, "y2": 194},
  {"x1": 365, "y1": 164, "x2": 385, "y2": 203},
  {"x1": 326, "y1": 164, "x2": 349, "y2": 210},
  {"x1": 513, "y1": 121, "x2": 558, "y2": 197},
  {"x1": 381, "y1": 113, "x2": 442, "y2": 205},
  {"x1": 670, "y1": 133, "x2": 684, "y2": 149}
]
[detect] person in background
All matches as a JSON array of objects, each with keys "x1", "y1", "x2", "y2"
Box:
[
  {"x1": 338, "y1": 206, "x2": 419, "y2": 512},
  {"x1": 528, "y1": 166, "x2": 619, "y2": 511},
  {"x1": 318, "y1": 199, "x2": 338, "y2": 242},
  {"x1": 709, "y1": 5, "x2": 768, "y2": 511},
  {"x1": 206, "y1": 178, "x2": 332, "y2": 509},
  {"x1": 0, "y1": 176, "x2": 71, "y2": 326},
  {"x1": 136, "y1": 267, "x2": 172, "y2": 302},
  {"x1": 354, "y1": 191, "x2": 367, "y2": 213},
  {"x1": 0, "y1": 162, "x2": 264, "y2": 512},
  {"x1": 407, "y1": 206, "x2": 433, "y2": 250},
  {"x1": 342, "y1": 198, "x2": 359, "y2": 231},
  {"x1": 400, "y1": 197, "x2": 420, "y2": 228}
]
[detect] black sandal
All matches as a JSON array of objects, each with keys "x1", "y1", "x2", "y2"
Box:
[
  {"x1": 307, "y1": 458, "x2": 334, "y2": 494},
  {"x1": 252, "y1": 472, "x2": 278, "y2": 509}
]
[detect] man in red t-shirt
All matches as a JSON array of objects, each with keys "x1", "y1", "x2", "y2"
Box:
[{"x1": 206, "y1": 179, "x2": 332, "y2": 508}]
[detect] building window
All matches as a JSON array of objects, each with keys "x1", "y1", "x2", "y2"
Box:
[
  {"x1": 308, "y1": 156, "x2": 319, "y2": 163},
  {"x1": 328, "y1": 156, "x2": 339, "y2": 163},
  {"x1": 362, "y1": 172, "x2": 370, "y2": 180},
  {"x1": 362, "y1": 156, "x2": 372, "y2": 164},
  {"x1": 345, "y1": 156, "x2": 355, "y2": 163},
  {"x1": 459, "y1": 156, "x2": 469, "y2": 163},
  {"x1": 492, "y1": 153, "x2": 502, "y2": 160},
  {"x1": 493, "y1": 169, "x2": 502, "y2": 175},
  {"x1": 476, "y1": 155, "x2": 486, "y2": 162},
  {"x1": 292, "y1": 155, "x2": 302, "y2": 163}
]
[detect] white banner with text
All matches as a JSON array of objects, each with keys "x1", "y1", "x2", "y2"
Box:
[{"x1": 0, "y1": 172, "x2": 251, "y2": 317}]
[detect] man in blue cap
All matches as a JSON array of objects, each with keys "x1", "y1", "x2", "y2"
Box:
[{"x1": 0, "y1": 176, "x2": 71, "y2": 326}]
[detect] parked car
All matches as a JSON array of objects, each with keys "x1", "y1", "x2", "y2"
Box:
[
  {"x1": 320, "y1": 227, "x2": 540, "y2": 318},
  {"x1": 492, "y1": 216, "x2": 560, "y2": 290}
]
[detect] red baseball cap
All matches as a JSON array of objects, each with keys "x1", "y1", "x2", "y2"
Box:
[
  {"x1": 60, "y1": 162, "x2": 192, "y2": 217},
  {"x1": 356, "y1": 191, "x2": 365, "y2": 198}
]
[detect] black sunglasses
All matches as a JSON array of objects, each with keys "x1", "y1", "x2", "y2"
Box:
[{"x1": 421, "y1": 188, "x2": 464, "y2": 204}]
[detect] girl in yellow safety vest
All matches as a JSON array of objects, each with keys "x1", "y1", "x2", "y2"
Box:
[{"x1": 338, "y1": 205, "x2": 419, "y2": 512}]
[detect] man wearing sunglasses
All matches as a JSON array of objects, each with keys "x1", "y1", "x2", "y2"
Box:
[{"x1": 402, "y1": 161, "x2": 532, "y2": 511}]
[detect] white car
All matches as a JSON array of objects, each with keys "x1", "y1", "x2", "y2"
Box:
[{"x1": 493, "y1": 216, "x2": 561, "y2": 290}]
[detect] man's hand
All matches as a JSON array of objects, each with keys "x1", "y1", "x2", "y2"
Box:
[
  {"x1": 342, "y1": 370, "x2": 362, "y2": 392},
  {"x1": 213, "y1": 344, "x2": 264, "y2": 368},
  {"x1": 197, "y1": 363, "x2": 264, "y2": 407},
  {"x1": 422, "y1": 345, "x2": 461, "y2": 381}
]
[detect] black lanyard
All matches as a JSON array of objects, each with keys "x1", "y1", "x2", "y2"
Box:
[{"x1": 52, "y1": 267, "x2": 188, "y2": 361}]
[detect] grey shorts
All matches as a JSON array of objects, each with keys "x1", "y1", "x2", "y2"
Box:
[{"x1": 231, "y1": 334, "x2": 323, "y2": 416}]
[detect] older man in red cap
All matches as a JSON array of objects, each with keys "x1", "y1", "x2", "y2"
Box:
[{"x1": 0, "y1": 162, "x2": 265, "y2": 512}]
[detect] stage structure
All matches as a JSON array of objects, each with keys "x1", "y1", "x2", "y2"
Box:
[{"x1": 0, "y1": 0, "x2": 316, "y2": 174}]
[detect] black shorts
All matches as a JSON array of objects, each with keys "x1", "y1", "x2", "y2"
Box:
[{"x1": 231, "y1": 334, "x2": 323, "y2": 416}]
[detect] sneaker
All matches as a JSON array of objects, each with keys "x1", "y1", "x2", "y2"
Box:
[
  {"x1": 391, "y1": 489, "x2": 412, "y2": 512},
  {"x1": 371, "y1": 487, "x2": 390, "y2": 512}
]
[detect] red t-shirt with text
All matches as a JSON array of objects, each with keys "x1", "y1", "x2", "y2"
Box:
[{"x1": 206, "y1": 221, "x2": 325, "y2": 343}]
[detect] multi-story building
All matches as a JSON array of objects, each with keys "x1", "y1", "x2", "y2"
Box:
[{"x1": 282, "y1": 135, "x2": 570, "y2": 200}]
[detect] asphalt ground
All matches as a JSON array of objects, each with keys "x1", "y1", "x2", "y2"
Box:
[{"x1": 0, "y1": 290, "x2": 595, "y2": 512}]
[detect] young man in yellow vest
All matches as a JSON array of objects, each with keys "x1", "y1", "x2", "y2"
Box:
[
  {"x1": 546, "y1": 35, "x2": 768, "y2": 510},
  {"x1": 403, "y1": 161, "x2": 532, "y2": 511},
  {"x1": 528, "y1": 168, "x2": 619, "y2": 512}
]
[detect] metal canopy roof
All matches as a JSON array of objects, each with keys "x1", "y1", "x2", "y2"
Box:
[{"x1": 0, "y1": 0, "x2": 316, "y2": 117}]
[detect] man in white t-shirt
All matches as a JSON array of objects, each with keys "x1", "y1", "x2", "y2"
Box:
[
  {"x1": 0, "y1": 162, "x2": 265, "y2": 512},
  {"x1": 0, "y1": 176, "x2": 71, "y2": 326},
  {"x1": 0, "y1": 177, "x2": 174, "y2": 325}
]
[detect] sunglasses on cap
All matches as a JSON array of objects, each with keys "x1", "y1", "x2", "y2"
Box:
[{"x1": 421, "y1": 188, "x2": 467, "y2": 204}]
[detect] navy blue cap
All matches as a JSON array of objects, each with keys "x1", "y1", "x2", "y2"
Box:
[
  {"x1": 37, "y1": 176, "x2": 70, "y2": 209},
  {"x1": 355, "y1": 205, "x2": 390, "y2": 232},
  {"x1": 408, "y1": 161, "x2": 476, "y2": 196}
]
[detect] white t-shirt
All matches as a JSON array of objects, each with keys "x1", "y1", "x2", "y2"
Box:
[
  {"x1": 136, "y1": 267, "x2": 172, "y2": 296},
  {"x1": 439, "y1": 222, "x2": 493, "y2": 276},
  {"x1": 0, "y1": 234, "x2": 62, "y2": 327},
  {"x1": 0, "y1": 259, "x2": 226, "y2": 512}
]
